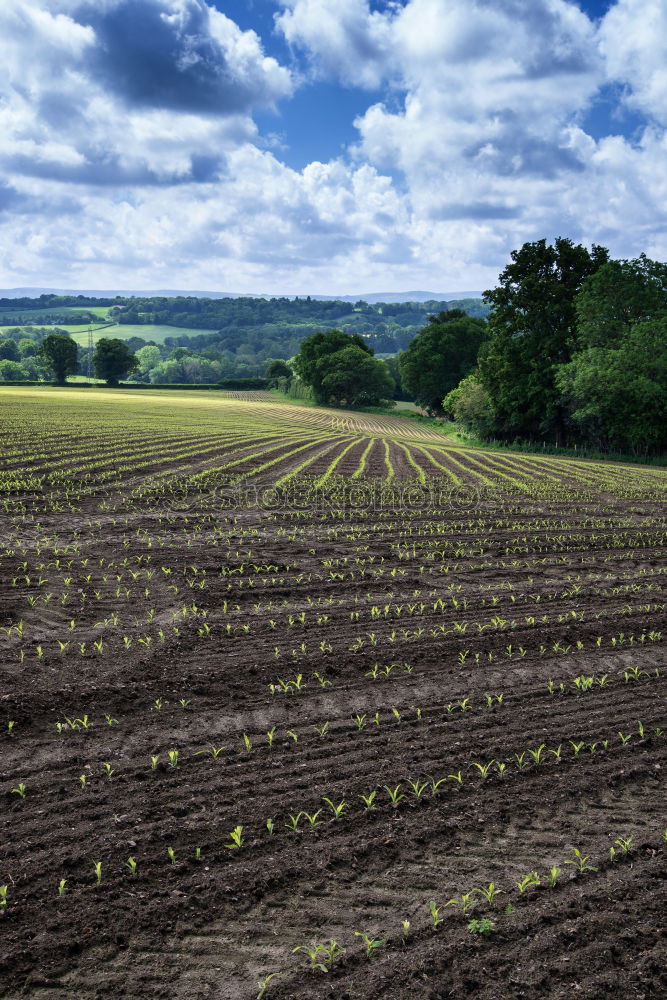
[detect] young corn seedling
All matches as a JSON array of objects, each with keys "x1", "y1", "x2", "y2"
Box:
[
  {"x1": 266, "y1": 727, "x2": 277, "y2": 747},
  {"x1": 614, "y1": 836, "x2": 634, "y2": 855},
  {"x1": 286, "y1": 731, "x2": 299, "y2": 743},
  {"x1": 225, "y1": 825, "x2": 244, "y2": 849},
  {"x1": 430, "y1": 776, "x2": 448, "y2": 795},
  {"x1": 407, "y1": 778, "x2": 429, "y2": 799},
  {"x1": 303, "y1": 810, "x2": 324, "y2": 829},
  {"x1": 471, "y1": 760, "x2": 495, "y2": 779},
  {"x1": 194, "y1": 847, "x2": 202, "y2": 862},
  {"x1": 544, "y1": 867, "x2": 561, "y2": 887},
  {"x1": 285, "y1": 813, "x2": 303, "y2": 832},
  {"x1": 150, "y1": 755, "x2": 159, "y2": 770},
  {"x1": 167, "y1": 847, "x2": 177, "y2": 865},
  {"x1": 384, "y1": 784, "x2": 405, "y2": 807},
  {"x1": 515, "y1": 872, "x2": 541, "y2": 894},
  {"x1": 514, "y1": 752, "x2": 529, "y2": 770},
  {"x1": 315, "y1": 722, "x2": 330, "y2": 738},
  {"x1": 102, "y1": 762, "x2": 114, "y2": 779},
  {"x1": 168, "y1": 750, "x2": 179, "y2": 768},
  {"x1": 93, "y1": 861, "x2": 103, "y2": 885},
  {"x1": 354, "y1": 932, "x2": 385, "y2": 958},
  {"x1": 257, "y1": 973, "x2": 280, "y2": 998},
  {"x1": 402, "y1": 919, "x2": 410, "y2": 939},
  {"x1": 322, "y1": 797, "x2": 346, "y2": 820},
  {"x1": 496, "y1": 761, "x2": 507, "y2": 777},
  {"x1": 353, "y1": 714, "x2": 367, "y2": 731},
  {"x1": 79, "y1": 774, "x2": 87, "y2": 789},
  {"x1": 446, "y1": 892, "x2": 477, "y2": 914},
  {"x1": 126, "y1": 856, "x2": 138, "y2": 876},
  {"x1": 359, "y1": 791, "x2": 377, "y2": 810},
  {"x1": 7, "y1": 721, "x2": 16, "y2": 735},
  {"x1": 58, "y1": 879, "x2": 67, "y2": 896},
  {"x1": 448, "y1": 771, "x2": 463, "y2": 785},
  {"x1": 528, "y1": 744, "x2": 547, "y2": 765},
  {"x1": 11, "y1": 783, "x2": 27, "y2": 798},
  {"x1": 475, "y1": 883, "x2": 503, "y2": 903},
  {"x1": 429, "y1": 900, "x2": 444, "y2": 928},
  {"x1": 569, "y1": 741, "x2": 585, "y2": 755},
  {"x1": 242, "y1": 733, "x2": 253, "y2": 753},
  {"x1": 0, "y1": 886, "x2": 8, "y2": 911},
  {"x1": 195, "y1": 743, "x2": 225, "y2": 759},
  {"x1": 293, "y1": 940, "x2": 345, "y2": 973},
  {"x1": 564, "y1": 848, "x2": 597, "y2": 874},
  {"x1": 266, "y1": 818, "x2": 275, "y2": 836},
  {"x1": 104, "y1": 714, "x2": 117, "y2": 726}
]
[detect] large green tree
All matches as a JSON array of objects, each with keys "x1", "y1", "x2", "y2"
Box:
[
  {"x1": 39, "y1": 333, "x2": 78, "y2": 385},
  {"x1": 93, "y1": 338, "x2": 139, "y2": 386},
  {"x1": 318, "y1": 345, "x2": 394, "y2": 406},
  {"x1": 478, "y1": 238, "x2": 609, "y2": 443},
  {"x1": 556, "y1": 318, "x2": 667, "y2": 455},
  {"x1": 575, "y1": 254, "x2": 667, "y2": 348},
  {"x1": 398, "y1": 309, "x2": 487, "y2": 414},
  {"x1": 293, "y1": 330, "x2": 380, "y2": 404}
]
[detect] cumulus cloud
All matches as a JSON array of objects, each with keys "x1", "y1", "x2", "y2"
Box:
[
  {"x1": 598, "y1": 0, "x2": 667, "y2": 125},
  {"x1": 0, "y1": 0, "x2": 666, "y2": 294}
]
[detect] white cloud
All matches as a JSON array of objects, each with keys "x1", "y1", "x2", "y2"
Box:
[
  {"x1": 598, "y1": 0, "x2": 667, "y2": 125},
  {"x1": 0, "y1": 0, "x2": 667, "y2": 295}
]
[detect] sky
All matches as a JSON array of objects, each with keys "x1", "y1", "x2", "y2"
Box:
[{"x1": 0, "y1": 0, "x2": 666, "y2": 295}]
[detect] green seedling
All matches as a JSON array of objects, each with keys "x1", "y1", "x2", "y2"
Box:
[
  {"x1": 285, "y1": 813, "x2": 303, "y2": 832},
  {"x1": 446, "y1": 892, "x2": 477, "y2": 914},
  {"x1": 569, "y1": 741, "x2": 585, "y2": 755},
  {"x1": 354, "y1": 931, "x2": 385, "y2": 958},
  {"x1": 447, "y1": 771, "x2": 463, "y2": 785},
  {"x1": 293, "y1": 940, "x2": 345, "y2": 973},
  {"x1": 315, "y1": 722, "x2": 330, "y2": 738},
  {"x1": 429, "y1": 900, "x2": 444, "y2": 928},
  {"x1": 266, "y1": 818, "x2": 275, "y2": 836},
  {"x1": 194, "y1": 847, "x2": 202, "y2": 862},
  {"x1": 564, "y1": 848, "x2": 597, "y2": 873},
  {"x1": 384, "y1": 784, "x2": 405, "y2": 807},
  {"x1": 167, "y1": 847, "x2": 177, "y2": 865},
  {"x1": 195, "y1": 743, "x2": 225, "y2": 759},
  {"x1": 430, "y1": 776, "x2": 448, "y2": 794},
  {"x1": 515, "y1": 872, "x2": 541, "y2": 893},
  {"x1": 402, "y1": 919, "x2": 410, "y2": 939},
  {"x1": 150, "y1": 755, "x2": 159, "y2": 770},
  {"x1": 528, "y1": 744, "x2": 547, "y2": 765},
  {"x1": 102, "y1": 762, "x2": 114, "y2": 779},
  {"x1": 58, "y1": 879, "x2": 67, "y2": 896},
  {"x1": 167, "y1": 750, "x2": 179, "y2": 768},
  {"x1": 93, "y1": 861, "x2": 102, "y2": 885},
  {"x1": 179, "y1": 699, "x2": 190, "y2": 709},
  {"x1": 257, "y1": 973, "x2": 280, "y2": 998},
  {"x1": 475, "y1": 883, "x2": 503, "y2": 903},
  {"x1": 471, "y1": 760, "x2": 495, "y2": 779},
  {"x1": 6, "y1": 721, "x2": 16, "y2": 735},
  {"x1": 0, "y1": 886, "x2": 8, "y2": 910},
  {"x1": 11, "y1": 783, "x2": 27, "y2": 798},
  {"x1": 353, "y1": 714, "x2": 367, "y2": 731},
  {"x1": 496, "y1": 762, "x2": 507, "y2": 777},
  {"x1": 242, "y1": 733, "x2": 253, "y2": 753},
  {"x1": 514, "y1": 752, "x2": 529, "y2": 770},
  {"x1": 407, "y1": 778, "x2": 429, "y2": 799},
  {"x1": 152, "y1": 698, "x2": 163, "y2": 711},
  {"x1": 322, "y1": 797, "x2": 346, "y2": 820},
  {"x1": 468, "y1": 918, "x2": 494, "y2": 937},
  {"x1": 79, "y1": 774, "x2": 87, "y2": 789},
  {"x1": 614, "y1": 836, "x2": 634, "y2": 855},
  {"x1": 359, "y1": 791, "x2": 377, "y2": 810},
  {"x1": 225, "y1": 825, "x2": 244, "y2": 849},
  {"x1": 266, "y1": 727, "x2": 277, "y2": 747},
  {"x1": 544, "y1": 867, "x2": 560, "y2": 886},
  {"x1": 104, "y1": 714, "x2": 117, "y2": 726},
  {"x1": 126, "y1": 856, "x2": 137, "y2": 876},
  {"x1": 287, "y1": 731, "x2": 299, "y2": 743},
  {"x1": 303, "y1": 810, "x2": 324, "y2": 829}
]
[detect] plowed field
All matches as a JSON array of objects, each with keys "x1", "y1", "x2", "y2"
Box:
[{"x1": 0, "y1": 388, "x2": 665, "y2": 1000}]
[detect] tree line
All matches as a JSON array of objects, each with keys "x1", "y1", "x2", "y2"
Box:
[{"x1": 291, "y1": 240, "x2": 666, "y2": 457}]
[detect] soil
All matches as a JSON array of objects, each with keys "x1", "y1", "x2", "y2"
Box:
[{"x1": 0, "y1": 479, "x2": 665, "y2": 1000}]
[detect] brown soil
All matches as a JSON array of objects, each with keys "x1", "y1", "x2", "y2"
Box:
[{"x1": 0, "y1": 486, "x2": 665, "y2": 1000}]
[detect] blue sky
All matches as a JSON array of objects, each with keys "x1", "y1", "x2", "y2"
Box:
[{"x1": 0, "y1": 1, "x2": 666, "y2": 295}]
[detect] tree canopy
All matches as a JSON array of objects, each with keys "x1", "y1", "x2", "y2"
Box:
[
  {"x1": 93, "y1": 338, "x2": 139, "y2": 386},
  {"x1": 293, "y1": 330, "x2": 393, "y2": 406},
  {"x1": 39, "y1": 334, "x2": 78, "y2": 385},
  {"x1": 398, "y1": 309, "x2": 487, "y2": 414},
  {"x1": 478, "y1": 238, "x2": 609, "y2": 442}
]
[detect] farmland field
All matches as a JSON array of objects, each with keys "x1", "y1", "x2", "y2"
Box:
[{"x1": 0, "y1": 387, "x2": 665, "y2": 1000}]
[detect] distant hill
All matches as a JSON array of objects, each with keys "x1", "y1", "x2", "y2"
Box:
[{"x1": 0, "y1": 287, "x2": 482, "y2": 303}]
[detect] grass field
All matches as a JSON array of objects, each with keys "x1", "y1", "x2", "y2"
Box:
[
  {"x1": 0, "y1": 322, "x2": 205, "y2": 344},
  {"x1": 0, "y1": 387, "x2": 665, "y2": 1000}
]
